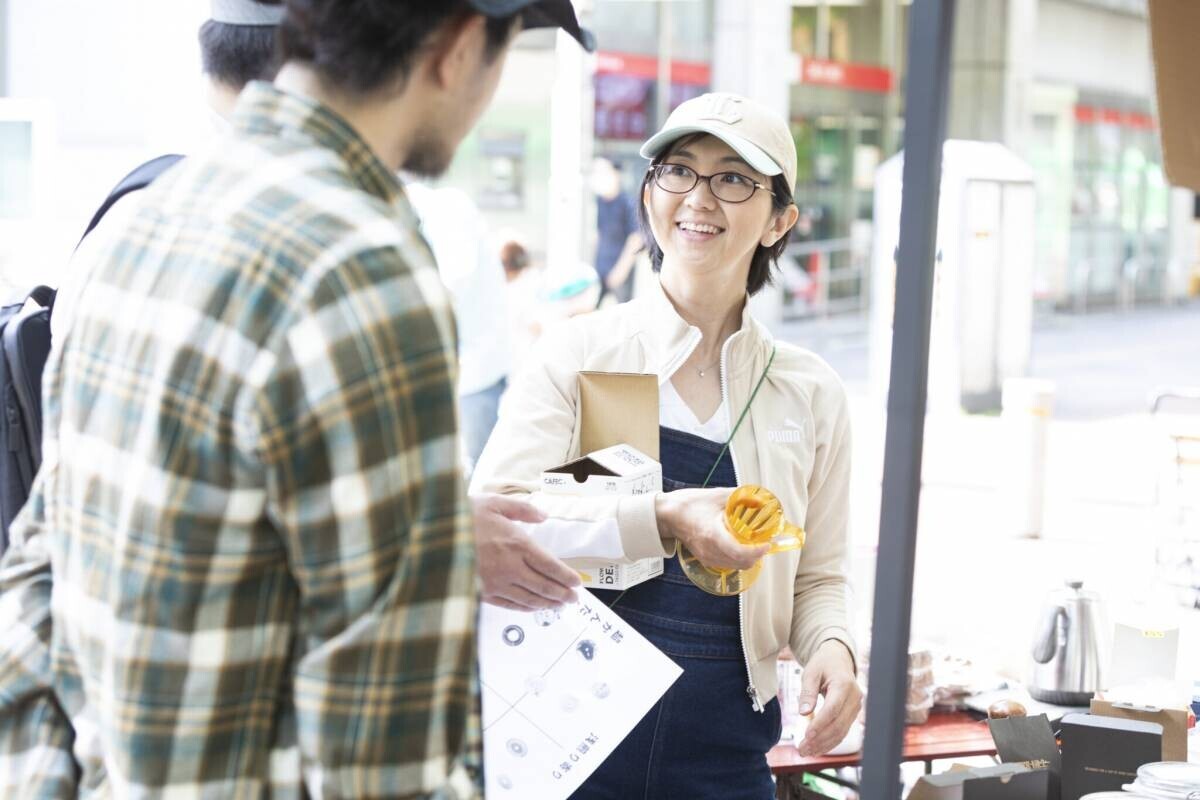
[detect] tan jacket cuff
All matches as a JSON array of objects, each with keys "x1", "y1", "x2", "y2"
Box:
[
  {"x1": 616, "y1": 493, "x2": 677, "y2": 561},
  {"x1": 810, "y1": 628, "x2": 858, "y2": 676}
]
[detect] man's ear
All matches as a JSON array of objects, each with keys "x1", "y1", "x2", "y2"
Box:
[{"x1": 426, "y1": 13, "x2": 488, "y2": 91}]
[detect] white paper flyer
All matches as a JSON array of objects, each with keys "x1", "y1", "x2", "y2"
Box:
[{"x1": 479, "y1": 589, "x2": 682, "y2": 799}]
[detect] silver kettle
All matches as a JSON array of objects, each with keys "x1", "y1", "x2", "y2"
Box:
[{"x1": 1029, "y1": 580, "x2": 1108, "y2": 706}]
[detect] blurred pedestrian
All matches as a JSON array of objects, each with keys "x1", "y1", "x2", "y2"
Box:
[
  {"x1": 408, "y1": 182, "x2": 512, "y2": 472},
  {"x1": 500, "y1": 236, "x2": 543, "y2": 372},
  {"x1": 53, "y1": 0, "x2": 284, "y2": 341},
  {"x1": 592, "y1": 155, "x2": 644, "y2": 306},
  {"x1": 0, "y1": 1, "x2": 591, "y2": 795}
]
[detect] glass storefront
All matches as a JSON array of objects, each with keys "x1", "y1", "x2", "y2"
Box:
[
  {"x1": 786, "y1": 1, "x2": 902, "y2": 317},
  {"x1": 1069, "y1": 97, "x2": 1168, "y2": 307},
  {"x1": 590, "y1": 0, "x2": 713, "y2": 190}
]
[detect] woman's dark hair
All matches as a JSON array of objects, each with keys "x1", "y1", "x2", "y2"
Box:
[
  {"x1": 199, "y1": 2, "x2": 284, "y2": 88},
  {"x1": 278, "y1": 1, "x2": 516, "y2": 95},
  {"x1": 635, "y1": 134, "x2": 795, "y2": 296}
]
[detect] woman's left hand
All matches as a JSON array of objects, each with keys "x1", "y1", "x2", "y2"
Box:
[{"x1": 796, "y1": 640, "x2": 862, "y2": 757}]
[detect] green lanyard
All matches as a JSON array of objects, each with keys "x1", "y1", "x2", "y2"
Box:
[{"x1": 700, "y1": 345, "x2": 776, "y2": 489}]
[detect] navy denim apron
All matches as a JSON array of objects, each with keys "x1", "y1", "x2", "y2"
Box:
[{"x1": 571, "y1": 426, "x2": 781, "y2": 800}]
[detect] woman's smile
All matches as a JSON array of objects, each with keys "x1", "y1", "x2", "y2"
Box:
[{"x1": 675, "y1": 219, "x2": 726, "y2": 241}]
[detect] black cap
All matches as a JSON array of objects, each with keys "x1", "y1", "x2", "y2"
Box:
[{"x1": 466, "y1": 0, "x2": 596, "y2": 52}]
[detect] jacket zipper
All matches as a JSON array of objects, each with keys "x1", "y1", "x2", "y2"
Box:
[{"x1": 719, "y1": 336, "x2": 764, "y2": 713}]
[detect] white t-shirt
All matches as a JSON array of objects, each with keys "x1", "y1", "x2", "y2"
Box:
[{"x1": 659, "y1": 376, "x2": 730, "y2": 444}]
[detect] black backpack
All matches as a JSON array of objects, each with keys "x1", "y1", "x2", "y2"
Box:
[{"x1": 0, "y1": 154, "x2": 183, "y2": 552}]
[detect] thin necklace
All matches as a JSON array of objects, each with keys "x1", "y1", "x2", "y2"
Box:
[{"x1": 695, "y1": 356, "x2": 720, "y2": 378}]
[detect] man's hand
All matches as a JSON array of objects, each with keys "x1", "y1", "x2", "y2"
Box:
[
  {"x1": 655, "y1": 488, "x2": 768, "y2": 570},
  {"x1": 471, "y1": 494, "x2": 581, "y2": 611},
  {"x1": 797, "y1": 640, "x2": 862, "y2": 757}
]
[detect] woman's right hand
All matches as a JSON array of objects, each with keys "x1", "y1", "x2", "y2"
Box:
[{"x1": 655, "y1": 487, "x2": 769, "y2": 570}]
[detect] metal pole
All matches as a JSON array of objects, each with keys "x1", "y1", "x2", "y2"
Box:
[
  {"x1": 859, "y1": 1, "x2": 957, "y2": 798},
  {"x1": 656, "y1": 0, "x2": 672, "y2": 128}
]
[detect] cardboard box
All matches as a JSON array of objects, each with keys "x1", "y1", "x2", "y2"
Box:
[
  {"x1": 1089, "y1": 699, "x2": 1188, "y2": 762},
  {"x1": 1149, "y1": 0, "x2": 1200, "y2": 193},
  {"x1": 578, "y1": 372, "x2": 659, "y2": 459},
  {"x1": 1109, "y1": 622, "x2": 1179, "y2": 687},
  {"x1": 542, "y1": 444, "x2": 663, "y2": 589},
  {"x1": 907, "y1": 764, "x2": 1050, "y2": 800},
  {"x1": 1059, "y1": 713, "x2": 1162, "y2": 800},
  {"x1": 987, "y1": 713, "x2": 1061, "y2": 799}
]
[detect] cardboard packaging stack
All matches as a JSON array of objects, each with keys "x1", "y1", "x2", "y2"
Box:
[
  {"x1": 861, "y1": 646, "x2": 936, "y2": 724},
  {"x1": 541, "y1": 443, "x2": 663, "y2": 590},
  {"x1": 905, "y1": 699, "x2": 1193, "y2": 799}
]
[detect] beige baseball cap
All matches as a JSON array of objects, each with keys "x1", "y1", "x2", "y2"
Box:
[{"x1": 640, "y1": 92, "x2": 798, "y2": 195}]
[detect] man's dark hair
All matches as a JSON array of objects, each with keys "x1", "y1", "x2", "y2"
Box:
[
  {"x1": 636, "y1": 134, "x2": 795, "y2": 296},
  {"x1": 278, "y1": 1, "x2": 517, "y2": 96},
  {"x1": 199, "y1": 1, "x2": 284, "y2": 88}
]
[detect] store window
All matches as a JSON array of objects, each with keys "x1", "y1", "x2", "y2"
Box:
[
  {"x1": 591, "y1": 0, "x2": 713, "y2": 171},
  {"x1": 790, "y1": 0, "x2": 889, "y2": 64},
  {"x1": 476, "y1": 130, "x2": 526, "y2": 211},
  {"x1": 1070, "y1": 100, "x2": 1166, "y2": 306},
  {"x1": 0, "y1": 121, "x2": 33, "y2": 219}
]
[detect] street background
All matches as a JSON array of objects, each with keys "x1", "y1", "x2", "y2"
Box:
[
  {"x1": 3, "y1": 0, "x2": 1200, "y2": 762},
  {"x1": 782, "y1": 301, "x2": 1200, "y2": 683}
]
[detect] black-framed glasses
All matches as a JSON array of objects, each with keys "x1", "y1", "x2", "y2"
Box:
[{"x1": 647, "y1": 163, "x2": 775, "y2": 204}]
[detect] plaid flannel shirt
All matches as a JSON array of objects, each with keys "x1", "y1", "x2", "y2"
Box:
[{"x1": 0, "y1": 83, "x2": 480, "y2": 798}]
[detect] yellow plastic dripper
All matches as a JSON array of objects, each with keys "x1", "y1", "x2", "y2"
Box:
[{"x1": 678, "y1": 485, "x2": 807, "y2": 596}]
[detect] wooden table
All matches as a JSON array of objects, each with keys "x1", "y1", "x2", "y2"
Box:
[{"x1": 768, "y1": 710, "x2": 997, "y2": 797}]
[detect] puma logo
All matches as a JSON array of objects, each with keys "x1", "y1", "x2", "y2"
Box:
[{"x1": 768, "y1": 423, "x2": 803, "y2": 444}]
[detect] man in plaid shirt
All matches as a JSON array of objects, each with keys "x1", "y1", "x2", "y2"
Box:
[{"x1": 0, "y1": 1, "x2": 591, "y2": 796}]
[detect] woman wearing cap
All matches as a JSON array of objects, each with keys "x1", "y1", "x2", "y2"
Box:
[{"x1": 471, "y1": 93, "x2": 860, "y2": 797}]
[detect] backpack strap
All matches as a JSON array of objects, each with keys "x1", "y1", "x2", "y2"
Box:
[
  {"x1": 77, "y1": 153, "x2": 184, "y2": 245},
  {"x1": 2, "y1": 287, "x2": 55, "y2": 469}
]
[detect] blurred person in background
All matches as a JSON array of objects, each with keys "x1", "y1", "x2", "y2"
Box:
[
  {"x1": 200, "y1": 0, "x2": 284, "y2": 118},
  {"x1": 0, "y1": 0, "x2": 591, "y2": 795},
  {"x1": 52, "y1": 0, "x2": 284, "y2": 342},
  {"x1": 500, "y1": 235, "x2": 543, "y2": 373},
  {"x1": 592, "y1": 155, "x2": 644, "y2": 306},
  {"x1": 408, "y1": 182, "x2": 512, "y2": 472}
]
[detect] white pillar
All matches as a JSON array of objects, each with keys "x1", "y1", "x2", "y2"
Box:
[
  {"x1": 1168, "y1": 187, "x2": 1196, "y2": 304},
  {"x1": 1000, "y1": 378, "x2": 1055, "y2": 537},
  {"x1": 545, "y1": 12, "x2": 595, "y2": 286},
  {"x1": 1003, "y1": 0, "x2": 1038, "y2": 155},
  {"x1": 713, "y1": 0, "x2": 793, "y2": 329},
  {"x1": 711, "y1": 0, "x2": 792, "y2": 118},
  {"x1": 0, "y1": 0, "x2": 9, "y2": 95}
]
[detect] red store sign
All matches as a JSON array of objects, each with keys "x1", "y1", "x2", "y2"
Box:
[
  {"x1": 593, "y1": 51, "x2": 711, "y2": 141},
  {"x1": 594, "y1": 51, "x2": 712, "y2": 86},
  {"x1": 1074, "y1": 104, "x2": 1156, "y2": 130},
  {"x1": 796, "y1": 57, "x2": 894, "y2": 94}
]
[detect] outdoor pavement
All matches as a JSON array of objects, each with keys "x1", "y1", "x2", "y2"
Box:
[{"x1": 773, "y1": 300, "x2": 1200, "y2": 684}]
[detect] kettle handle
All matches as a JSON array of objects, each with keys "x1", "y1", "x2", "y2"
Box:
[{"x1": 1032, "y1": 604, "x2": 1067, "y2": 664}]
